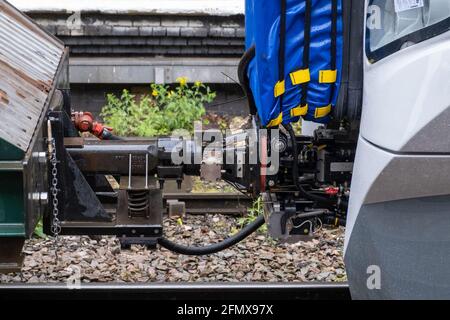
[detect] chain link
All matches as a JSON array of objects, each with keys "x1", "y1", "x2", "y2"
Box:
[{"x1": 49, "y1": 137, "x2": 61, "y2": 258}]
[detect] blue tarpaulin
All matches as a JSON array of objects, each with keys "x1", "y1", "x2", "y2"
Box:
[{"x1": 245, "y1": 0, "x2": 343, "y2": 127}]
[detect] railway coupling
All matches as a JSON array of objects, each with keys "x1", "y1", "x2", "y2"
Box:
[{"x1": 0, "y1": 0, "x2": 355, "y2": 271}]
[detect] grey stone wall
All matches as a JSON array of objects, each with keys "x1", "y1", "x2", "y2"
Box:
[{"x1": 28, "y1": 12, "x2": 245, "y2": 57}]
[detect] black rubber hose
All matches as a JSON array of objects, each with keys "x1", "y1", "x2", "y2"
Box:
[
  {"x1": 283, "y1": 124, "x2": 348, "y2": 208},
  {"x1": 237, "y1": 45, "x2": 257, "y2": 115},
  {"x1": 101, "y1": 130, "x2": 124, "y2": 141},
  {"x1": 284, "y1": 124, "x2": 301, "y2": 187},
  {"x1": 106, "y1": 134, "x2": 123, "y2": 141},
  {"x1": 158, "y1": 215, "x2": 265, "y2": 256}
]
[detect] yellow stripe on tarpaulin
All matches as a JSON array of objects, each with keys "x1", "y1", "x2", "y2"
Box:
[
  {"x1": 290, "y1": 104, "x2": 308, "y2": 117},
  {"x1": 319, "y1": 70, "x2": 337, "y2": 83},
  {"x1": 314, "y1": 104, "x2": 332, "y2": 118},
  {"x1": 289, "y1": 69, "x2": 310, "y2": 85},
  {"x1": 267, "y1": 113, "x2": 283, "y2": 127},
  {"x1": 274, "y1": 80, "x2": 285, "y2": 97}
]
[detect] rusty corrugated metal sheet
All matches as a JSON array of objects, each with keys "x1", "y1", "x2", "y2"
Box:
[{"x1": 0, "y1": 0, "x2": 64, "y2": 152}]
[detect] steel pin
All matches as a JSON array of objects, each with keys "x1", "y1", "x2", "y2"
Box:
[
  {"x1": 128, "y1": 154, "x2": 132, "y2": 189},
  {"x1": 145, "y1": 153, "x2": 149, "y2": 189}
]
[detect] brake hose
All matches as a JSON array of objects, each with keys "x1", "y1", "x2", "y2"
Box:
[{"x1": 158, "y1": 215, "x2": 265, "y2": 256}]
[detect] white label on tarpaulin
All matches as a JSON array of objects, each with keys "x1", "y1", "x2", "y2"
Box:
[{"x1": 394, "y1": 0, "x2": 424, "y2": 13}]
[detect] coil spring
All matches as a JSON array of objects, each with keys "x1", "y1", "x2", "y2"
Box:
[{"x1": 127, "y1": 190, "x2": 150, "y2": 218}]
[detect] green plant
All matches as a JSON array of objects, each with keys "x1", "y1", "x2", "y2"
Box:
[
  {"x1": 293, "y1": 121, "x2": 302, "y2": 135},
  {"x1": 100, "y1": 78, "x2": 216, "y2": 137},
  {"x1": 33, "y1": 218, "x2": 47, "y2": 239},
  {"x1": 218, "y1": 118, "x2": 228, "y2": 132},
  {"x1": 237, "y1": 197, "x2": 268, "y2": 234}
]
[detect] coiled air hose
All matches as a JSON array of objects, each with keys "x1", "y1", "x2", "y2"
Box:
[{"x1": 158, "y1": 215, "x2": 265, "y2": 256}]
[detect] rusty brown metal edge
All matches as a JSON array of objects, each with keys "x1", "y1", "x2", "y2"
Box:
[{"x1": 23, "y1": 48, "x2": 69, "y2": 160}]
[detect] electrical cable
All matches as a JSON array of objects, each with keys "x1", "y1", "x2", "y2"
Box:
[{"x1": 283, "y1": 123, "x2": 348, "y2": 208}]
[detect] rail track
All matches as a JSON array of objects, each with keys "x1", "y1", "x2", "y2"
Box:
[
  {"x1": 0, "y1": 283, "x2": 350, "y2": 300},
  {"x1": 0, "y1": 193, "x2": 350, "y2": 300},
  {"x1": 163, "y1": 192, "x2": 253, "y2": 215}
]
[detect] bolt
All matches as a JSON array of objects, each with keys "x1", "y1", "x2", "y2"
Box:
[
  {"x1": 39, "y1": 192, "x2": 48, "y2": 205},
  {"x1": 31, "y1": 192, "x2": 48, "y2": 205},
  {"x1": 33, "y1": 152, "x2": 48, "y2": 164}
]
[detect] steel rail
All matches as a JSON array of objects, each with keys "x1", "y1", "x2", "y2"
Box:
[
  {"x1": 0, "y1": 282, "x2": 350, "y2": 300},
  {"x1": 163, "y1": 192, "x2": 253, "y2": 215}
]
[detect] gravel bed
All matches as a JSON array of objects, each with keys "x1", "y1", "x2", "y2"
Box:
[{"x1": 0, "y1": 214, "x2": 346, "y2": 284}]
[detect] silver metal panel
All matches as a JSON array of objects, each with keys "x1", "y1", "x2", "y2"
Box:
[
  {"x1": 346, "y1": 196, "x2": 450, "y2": 299},
  {"x1": 346, "y1": 139, "x2": 450, "y2": 299},
  {"x1": 0, "y1": 0, "x2": 64, "y2": 152}
]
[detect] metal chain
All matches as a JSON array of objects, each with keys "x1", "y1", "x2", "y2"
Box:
[{"x1": 49, "y1": 137, "x2": 61, "y2": 259}]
